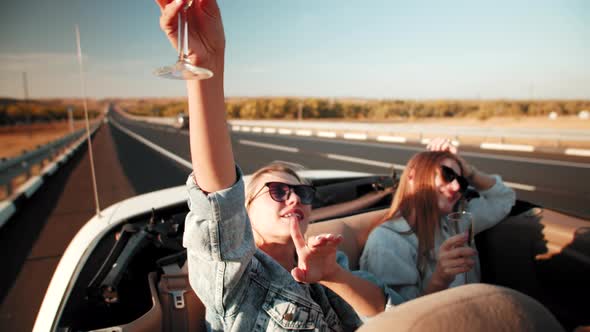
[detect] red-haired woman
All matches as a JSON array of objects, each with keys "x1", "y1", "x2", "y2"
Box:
[{"x1": 360, "y1": 138, "x2": 515, "y2": 302}]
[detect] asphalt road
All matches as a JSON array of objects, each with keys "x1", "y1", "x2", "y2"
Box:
[
  {"x1": 0, "y1": 120, "x2": 188, "y2": 331},
  {"x1": 113, "y1": 111, "x2": 590, "y2": 220},
  {"x1": 1, "y1": 111, "x2": 589, "y2": 331}
]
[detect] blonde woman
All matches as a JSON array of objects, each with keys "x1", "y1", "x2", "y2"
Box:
[{"x1": 155, "y1": 0, "x2": 401, "y2": 330}]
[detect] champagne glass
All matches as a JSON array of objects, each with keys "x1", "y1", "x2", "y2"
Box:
[
  {"x1": 446, "y1": 211, "x2": 474, "y2": 283},
  {"x1": 154, "y1": 0, "x2": 213, "y2": 80}
]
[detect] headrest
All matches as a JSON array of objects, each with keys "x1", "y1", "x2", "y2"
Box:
[{"x1": 357, "y1": 284, "x2": 564, "y2": 332}]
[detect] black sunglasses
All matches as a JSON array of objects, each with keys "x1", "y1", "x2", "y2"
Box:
[
  {"x1": 251, "y1": 182, "x2": 316, "y2": 205},
  {"x1": 440, "y1": 165, "x2": 468, "y2": 193}
]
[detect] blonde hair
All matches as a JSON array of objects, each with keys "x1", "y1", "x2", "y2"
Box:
[
  {"x1": 245, "y1": 161, "x2": 309, "y2": 209},
  {"x1": 384, "y1": 151, "x2": 463, "y2": 270}
]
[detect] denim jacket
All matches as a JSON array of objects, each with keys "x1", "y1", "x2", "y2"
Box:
[
  {"x1": 184, "y1": 168, "x2": 402, "y2": 331},
  {"x1": 360, "y1": 175, "x2": 515, "y2": 303}
]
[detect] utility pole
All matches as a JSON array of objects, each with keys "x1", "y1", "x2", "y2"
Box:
[
  {"x1": 23, "y1": 71, "x2": 32, "y2": 137},
  {"x1": 68, "y1": 106, "x2": 74, "y2": 133},
  {"x1": 22, "y1": 72, "x2": 29, "y2": 101}
]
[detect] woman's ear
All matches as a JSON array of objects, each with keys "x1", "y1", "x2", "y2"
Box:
[
  {"x1": 406, "y1": 168, "x2": 416, "y2": 191},
  {"x1": 407, "y1": 168, "x2": 416, "y2": 181}
]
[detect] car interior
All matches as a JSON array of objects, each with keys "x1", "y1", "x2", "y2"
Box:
[{"x1": 54, "y1": 174, "x2": 589, "y2": 332}]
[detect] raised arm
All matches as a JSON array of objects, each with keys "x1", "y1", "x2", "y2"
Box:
[{"x1": 157, "y1": 0, "x2": 234, "y2": 192}]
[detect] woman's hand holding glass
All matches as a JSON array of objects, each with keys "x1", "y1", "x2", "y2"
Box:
[
  {"x1": 155, "y1": 0, "x2": 225, "y2": 79},
  {"x1": 433, "y1": 231, "x2": 477, "y2": 286}
]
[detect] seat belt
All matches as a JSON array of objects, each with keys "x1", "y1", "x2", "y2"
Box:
[{"x1": 158, "y1": 262, "x2": 206, "y2": 332}]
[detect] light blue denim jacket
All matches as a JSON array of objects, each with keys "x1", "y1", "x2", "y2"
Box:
[
  {"x1": 184, "y1": 168, "x2": 403, "y2": 331},
  {"x1": 360, "y1": 175, "x2": 515, "y2": 303}
]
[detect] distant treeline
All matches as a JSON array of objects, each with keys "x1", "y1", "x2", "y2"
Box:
[
  {"x1": 122, "y1": 98, "x2": 590, "y2": 120},
  {"x1": 0, "y1": 98, "x2": 101, "y2": 125}
]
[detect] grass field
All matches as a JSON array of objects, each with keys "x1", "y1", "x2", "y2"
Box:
[{"x1": 0, "y1": 121, "x2": 87, "y2": 159}]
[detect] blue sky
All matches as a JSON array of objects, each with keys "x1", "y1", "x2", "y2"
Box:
[{"x1": 0, "y1": 0, "x2": 589, "y2": 99}]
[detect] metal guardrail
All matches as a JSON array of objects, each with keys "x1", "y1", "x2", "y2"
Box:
[{"x1": 0, "y1": 122, "x2": 101, "y2": 199}]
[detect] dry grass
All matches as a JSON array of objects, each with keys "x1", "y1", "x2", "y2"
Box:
[{"x1": 0, "y1": 121, "x2": 86, "y2": 159}]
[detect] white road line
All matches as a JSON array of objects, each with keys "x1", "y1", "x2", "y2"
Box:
[
  {"x1": 239, "y1": 140, "x2": 299, "y2": 153},
  {"x1": 296, "y1": 130, "x2": 313, "y2": 136},
  {"x1": 263, "y1": 128, "x2": 277, "y2": 134},
  {"x1": 480, "y1": 143, "x2": 535, "y2": 152},
  {"x1": 263, "y1": 134, "x2": 590, "y2": 169},
  {"x1": 252, "y1": 127, "x2": 262, "y2": 133},
  {"x1": 241, "y1": 127, "x2": 251, "y2": 132},
  {"x1": 565, "y1": 148, "x2": 590, "y2": 157},
  {"x1": 324, "y1": 153, "x2": 535, "y2": 191},
  {"x1": 279, "y1": 129, "x2": 293, "y2": 135},
  {"x1": 376, "y1": 136, "x2": 406, "y2": 143},
  {"x1": 504, "y1": 181, "x2": 536, "y2": 191},
  {"x1": 324, "y1": 153, "x2": 405, "y2": 170},
  {"x1": 343, "y1": 133, "x2": 368, "y2": 140},
  {"x1": 232, "y1": 125, "x2": 240, "y2": 131},
  {"x1": 317, "y1": 131, "x2": 337, "y2": 138},
  {"x1": 461, "y1": 149, "x2": 590, "y2": 169},
  {"x1": 111, "y1": 120, "x2": 192, "y2": 170}
]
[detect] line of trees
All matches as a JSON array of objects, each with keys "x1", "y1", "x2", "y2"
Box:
[
  {"x1": 0, "y1": 98, "x2": 101, "y2": 125},
  {"x1": 122, "y1": 98, "x2": 590, "y2": 121},
  {"x1": 2, "y1": 98, "x2": 589, "y2": 124}
]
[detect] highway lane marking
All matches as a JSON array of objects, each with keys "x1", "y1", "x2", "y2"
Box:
[
  {"x1": 565, "y1": 148, "x2": 590, "y2": 157},
  {"x1": 480, "y1": 143, "x2": 535, "y2": 152},
  {"x1": 112, "y1": 123, "x2": 541, "y2": 194},
  {"x1": 324, "y1": 153, "x2": 406, "y2": 170},
  {"x1": 234, "y1": 132, "x2": 590, "y2": 169},
  {"x1": 111, "y1": 119, "x2": 192, "y2": 170},
  {"x1": 343, "y1": 133, "x2": 368, "y2": 140},
  {"x1": 239, "y1": 140, "x2": 299, "y2": 153},
  {"x1": 279, "y1": 129, "x2": 293, "y2": 135},
  {"x1": 296, "y1": 130, "x2": 313, "y2": 136},
  {"x1": 317, "y1": 131, "x2": 337, "y2": 138},
  {"x1": 377, "y1": 136, "x2": 407, "y2": 143},
  {"x1": 323, "y1": 153, "x2": 535, "y2": 191}
]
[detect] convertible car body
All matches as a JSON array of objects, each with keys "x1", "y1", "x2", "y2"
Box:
[{"x1": 33, "y1": 170, "x2": 589, "y2": 331}]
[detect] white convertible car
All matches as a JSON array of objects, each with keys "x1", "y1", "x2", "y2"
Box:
[{"x1": 33, "y1": 170, "x2": 589, "y2": 331}]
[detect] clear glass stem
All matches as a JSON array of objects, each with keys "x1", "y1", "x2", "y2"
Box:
[{"x1": 177, "y1": 9, "x2": 187, "y2": 61}]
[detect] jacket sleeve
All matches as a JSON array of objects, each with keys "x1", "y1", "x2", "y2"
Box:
[
  {"x1": 359, "y1": 227, "x2": 421, "y2": 303},
  {"x1": 183, "y1": 167, "x2": 256, "y2": 315},
  {"x1": 468, "y1": 174, "x2": 516, "y2": 234}
]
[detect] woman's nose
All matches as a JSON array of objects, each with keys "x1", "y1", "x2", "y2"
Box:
[
  {"x1": 285, "y1": 189, "x2": 301, "y2": 205},
  {"x1": 450, "y1": 179, "x2": 461, "y2": 192}
]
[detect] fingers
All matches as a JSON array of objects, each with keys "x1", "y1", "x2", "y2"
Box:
[
  {"x1": 158, "y1": 0, "x2": 184, "y2": 45},
  {"x1": 440, "y1": 233, "x2": 469, "y2": 251},
  {"x1": 441, "y1": 264, "x2": 474, "y2": 276},
  {"x1": 154, "y1": 0, "x2": 171, "y2": 12},
  {"x1": 291, "y1": 267, "x2": 306, "y2": 283},
  {"x1": 307, "y1": 233, "x2": 343, "y2": 249},
  {"x1": 437, "y1": 253, "x2": 476, "y2": 277},
  {"x1": 427, "y1": 137, "x2": 458, "y2": 154},
  {"x1": 289, "y1": 219, "x2": 308, "y2": 253},
  {"x1": 441, "y1": 247, "x2": 477, "y2": 264}
]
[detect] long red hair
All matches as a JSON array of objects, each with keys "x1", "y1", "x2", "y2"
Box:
[{"x1": 384, "y1": 151, "x2": 463, "y2": 270}]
